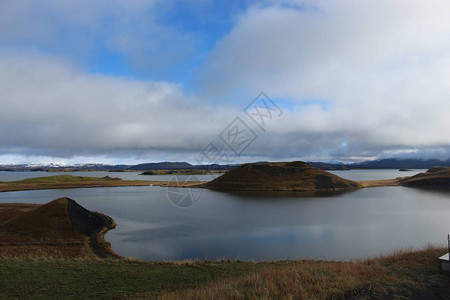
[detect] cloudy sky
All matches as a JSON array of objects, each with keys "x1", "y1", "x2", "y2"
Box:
[{"x1": 1, "y1": 0, "x2": 450, "y2": 165}]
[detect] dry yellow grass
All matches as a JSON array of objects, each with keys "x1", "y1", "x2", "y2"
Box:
[
  {"x1": 161, "y1": 247, "x2": 449, "y2": 300},
  {"x1": 0, "y1": 203, "x2": 39, "y2": 223},
  {"x1": 357, "y1": 178, "x2": 400, "y2": 188}
]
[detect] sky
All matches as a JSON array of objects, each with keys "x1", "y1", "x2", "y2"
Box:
[{"x1": 1, "y1": 0, "x2": 450, "y2": 165}]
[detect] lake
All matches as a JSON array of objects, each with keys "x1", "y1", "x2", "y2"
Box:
[
  {"x1": 1, "y1": 169, "x2": 449, "y2": 262},
  {"x1": 0, "y1": 170, "x2": 218, "y2": 182}
]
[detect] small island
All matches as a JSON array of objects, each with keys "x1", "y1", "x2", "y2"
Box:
[
  {"x1": 203, "y1": 161, "x2": 360, "y2": 191},
  {"x1": 0, "y1": 174, "x2": 201, "y2": 193},
  {"x1": 139, "y1": 169, "x2": 225, "y2": 175}
]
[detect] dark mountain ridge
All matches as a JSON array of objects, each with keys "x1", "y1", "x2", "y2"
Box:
[{"x1": 2, "y1": 158, "x2": 450, "y2": 172}]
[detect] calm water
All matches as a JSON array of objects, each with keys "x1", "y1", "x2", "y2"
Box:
[
  {"x1": 0, "y1": 171, "x2": 218, "y2": 182},
  {"x1": 329, "y1": 169, "x2": 424, "y2": 181},
  {"x1": 1, "y1": 169, "x2": 449, "y2": 262}
]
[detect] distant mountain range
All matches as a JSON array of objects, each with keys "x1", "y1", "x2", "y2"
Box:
[
  {"x1": 1, "y1": 158, "x2": 450, "y2": 172},
  {"x1": 308, "y1": 158, "x2": 450, "y2": 170}
]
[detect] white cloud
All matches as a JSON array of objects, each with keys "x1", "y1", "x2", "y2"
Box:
[
  {"x1": 0, "y1": 0, "x2": 197, "y2": 74},
  {"x1": 2, "y1": 0, "x2": 450, "y2": 163},
  {"x1": 0, "y1": 51, "x2": 237, "y2": 160},
  {"x1": 199, "y1": 0, "x2": 450, "y2": 159}
]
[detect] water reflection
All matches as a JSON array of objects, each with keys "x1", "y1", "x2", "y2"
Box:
[
  {"x1": 216, "y1": 189, "x2": 354, "y2": 199},
  {"x1": 0, "y1": 173, "x2": 449, "y2": 261}
]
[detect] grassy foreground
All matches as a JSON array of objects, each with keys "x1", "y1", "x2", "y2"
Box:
[{"x1": 0, "y1": 247, "x2": 449, "y2": 299}]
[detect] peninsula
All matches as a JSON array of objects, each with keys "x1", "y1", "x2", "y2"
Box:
[{"x1": 0, "y1": 197, "x2": 117, "y2": 258}]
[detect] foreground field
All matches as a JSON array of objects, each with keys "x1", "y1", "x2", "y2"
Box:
[{"x1": 0, "y1": 247, "x2": 449, "y2": 299}]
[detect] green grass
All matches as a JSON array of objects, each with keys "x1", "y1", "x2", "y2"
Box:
[
  {"x1": 9, "y1": 175, "x2": 121, "y2": 184},
  {"x1": 1, "y1": 248, "x2": 449, "y2": 299},
  {"x1": 162, "y1": 247, "x2": 450, "y2": 300},
  {"x1": 204, "y1": 161, "x2": 360, "y2": 191},
  {"x1": 0, "y1": 259, "x2": 261, "y2": 299},
  {"x1": 0, "y1": 175, "x2": 157, "y2": 193}
]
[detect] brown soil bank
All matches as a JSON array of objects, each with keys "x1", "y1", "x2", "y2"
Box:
[
  {"x1": 0, "y1": 198, "x2": 119, "y2": 259},
  {"x1": 203, "y1": 161, "x2": 360, "y2": 191},
  {"x1": 400, "y1": 166, "x2": 450, "y2": 187}
]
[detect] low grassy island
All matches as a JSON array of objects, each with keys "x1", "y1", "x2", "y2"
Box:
[
  {"x1": 203, "y1": 161, "x2": 360, "y2": 191},
  {"x1": 0, "y1": 175, "x2": 174, "y2": 192},
  {"x1": 139, "y1": 169, "x2": 223, "y2": 175}
]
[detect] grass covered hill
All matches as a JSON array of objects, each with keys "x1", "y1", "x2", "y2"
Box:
[
  {"x1": 204, "y1": 161, "x2": 360, "y2": 191},
  {"x1": 401, "y1": 166, "x2": 450, "y2": 187},
  {"x1": 0, "y1": 198, "x2": 117, "y2": 259}
]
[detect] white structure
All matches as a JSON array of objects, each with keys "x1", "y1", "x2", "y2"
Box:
[
  {"x1": 438, "y1": 234, "x2": 450, "y2": 274},
  {"x1": 438, "y1": 253, "x2": 450, "y2": 273}
]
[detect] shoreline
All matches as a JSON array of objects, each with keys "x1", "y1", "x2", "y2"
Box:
[
  {"x1": 1, "y1": 171, "x2": 446, "y2": 194},
  {"x1": 0, "y1": 178, "x2": 407, "y2": 193},
  {"x1": 0, "y1": 166, "x2": 410, "y2": 195},
  {"x1": 0, "y1": 180, "x2": 204, "y2": 193},
  {"x1": 85, "y1": 210, "x2": 121, "y2": 259}
]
